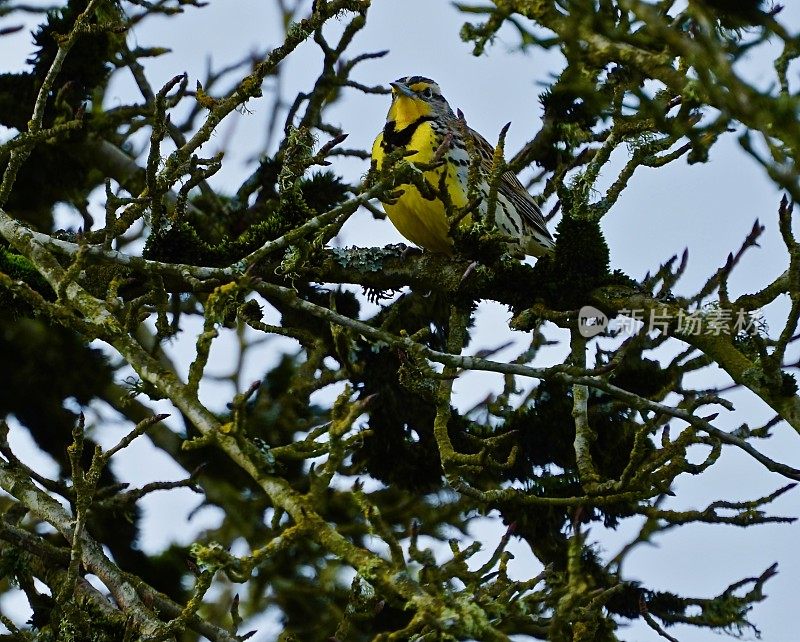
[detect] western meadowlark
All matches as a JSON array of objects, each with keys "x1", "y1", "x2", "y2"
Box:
[{"x1": 371, "y1": 76, "x2": 555, "y2": 257}]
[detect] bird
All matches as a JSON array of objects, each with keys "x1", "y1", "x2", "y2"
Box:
[{"x1": 371, "y1": 76, "x2": 555, "y2": 257}]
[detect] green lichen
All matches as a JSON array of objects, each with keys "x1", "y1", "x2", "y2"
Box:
[
  {"x1": 529, "y1": 215, "x2": 630, "y2": 311},
  {"x1": 780, "y1": 372, "x2": 798, "y2": 397},
  {"x1": 330, "y1": 245, "x2": 406, "y2": 272}
]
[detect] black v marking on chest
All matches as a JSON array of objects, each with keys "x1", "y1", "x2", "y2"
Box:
[{"x1": 382, "y1": 115, "x2": 436, "y2": 150}]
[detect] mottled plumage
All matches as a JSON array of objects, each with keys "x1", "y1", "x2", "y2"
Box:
[{"x1": 371, "y1": 76, "x2": 554, "y2": 257}]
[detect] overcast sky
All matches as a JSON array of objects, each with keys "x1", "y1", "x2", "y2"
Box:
[{"x1": 2, "y1": 1, "x2": 800, "y2": 640}]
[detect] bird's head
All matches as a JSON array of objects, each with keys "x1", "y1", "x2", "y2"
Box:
[{"x1": 386, "y1": 76, "x2": 454, "y2": 129}]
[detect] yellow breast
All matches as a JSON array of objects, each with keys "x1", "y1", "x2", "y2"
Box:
[{"x1": 372, "y1": 121, "x2": 468, "y2": 254}]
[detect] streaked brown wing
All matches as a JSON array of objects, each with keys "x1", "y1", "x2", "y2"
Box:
[{"x1": 467, "y1": 126, "x2": 553, "y2": 242}]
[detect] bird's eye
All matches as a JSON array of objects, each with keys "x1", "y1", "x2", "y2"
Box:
[{"x1": 421, "y1": 87, "x2": 433, "y2": 98}]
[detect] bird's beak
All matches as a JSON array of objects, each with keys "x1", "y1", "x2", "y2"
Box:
[{"x1": 390, "y1": 81, "x2": 415, "y2": 98}]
